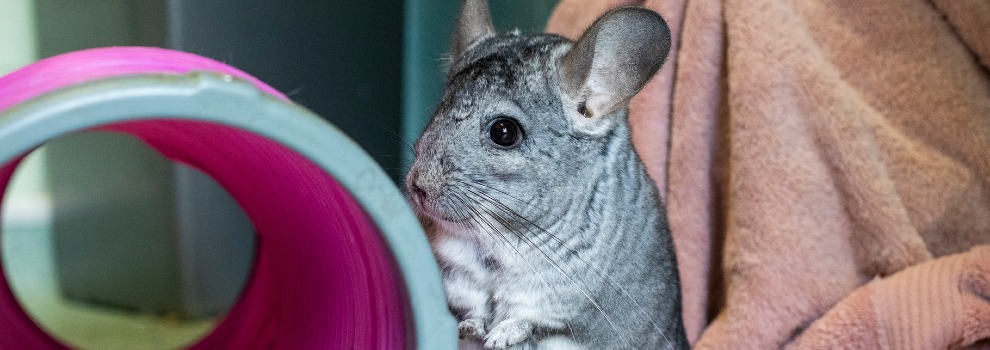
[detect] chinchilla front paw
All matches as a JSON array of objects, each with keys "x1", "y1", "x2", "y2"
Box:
[
  {"x1": 484, "y1": 319, "x2": 533, "y2": 350},
  {"x1": 459, "y1": 318, "x2": 487, "y2": 339}
]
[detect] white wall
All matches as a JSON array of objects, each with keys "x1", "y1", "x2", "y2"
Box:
[
  {"x1": 0, "y1": 0, "x2": 49, "y2": 227},
  {"x1": 0, "y1": 0, "x2": 36, "y2": 74}
]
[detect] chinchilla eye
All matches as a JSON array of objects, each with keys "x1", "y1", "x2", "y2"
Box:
[{"x1": 487, "y1": 117, "x2": 523, "y2": 148}]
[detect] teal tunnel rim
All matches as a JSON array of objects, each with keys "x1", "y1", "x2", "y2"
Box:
[{"x1": 0, "y1": 72, "x2": 455, "y2": 349}]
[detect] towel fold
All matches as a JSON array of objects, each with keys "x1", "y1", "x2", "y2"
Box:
[{"x1": 787, "y1": 246, "x2": 990, "y2": 349}]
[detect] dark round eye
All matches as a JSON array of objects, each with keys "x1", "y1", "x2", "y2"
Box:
[{"x1": 487, "y1": 117, "x2": 523, "y2": 148}]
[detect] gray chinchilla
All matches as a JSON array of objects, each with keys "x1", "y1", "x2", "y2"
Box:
[{"x1": 406, "y1": 0, "x2": 687, "y2": 349}]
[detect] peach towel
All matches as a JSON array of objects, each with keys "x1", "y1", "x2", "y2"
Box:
[{"x1": 547, "y1": 0, "x2": 990, "y2": 348}]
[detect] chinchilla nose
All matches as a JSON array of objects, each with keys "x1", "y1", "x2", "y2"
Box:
[
  {"x1": 406, "y1": 154, "x2": 451, "y2": 199},
  {"x1": 410, "y1": 177, "x2": 427, "y2": 200},
  {"x1": 406, "y1": 167, "x2": 425, "y2": 196}
]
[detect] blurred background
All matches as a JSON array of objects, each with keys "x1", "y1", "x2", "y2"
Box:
[{"x1": 0, "y1": 0, "x2": 556, "y2": 348}]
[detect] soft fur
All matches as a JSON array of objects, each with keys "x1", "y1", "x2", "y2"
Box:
[{"x1": 405, "y1": 1, "x2": 687, "y2": 349}]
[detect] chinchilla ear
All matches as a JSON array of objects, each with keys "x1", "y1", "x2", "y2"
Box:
[
  {"x1": 560, "y1": 7, "x2": 671, "y2": 134},
  {"x1": 452, "y1": 0, "x2": 495, "y2": 59}
]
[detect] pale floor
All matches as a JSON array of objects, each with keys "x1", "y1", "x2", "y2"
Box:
[{"x1": 3, "y1": 225, "x2": 215, "y2": 349}]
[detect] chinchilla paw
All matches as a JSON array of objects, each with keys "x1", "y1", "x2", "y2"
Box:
[
  {"x1": 484, "y1": 319, "x2": 533, "y2": 350},
  {"x1": 459, "y1": 318, "x2": 487, "y2": 339}
]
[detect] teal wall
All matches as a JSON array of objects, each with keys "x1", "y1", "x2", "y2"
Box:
[{"x1": 169, "y1": 0, "x2": 406, "y2": 181}]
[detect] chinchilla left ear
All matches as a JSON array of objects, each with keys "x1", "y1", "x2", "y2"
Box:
[{"x1": 560, "y1": 7, "x2": 671, "y2": 134}]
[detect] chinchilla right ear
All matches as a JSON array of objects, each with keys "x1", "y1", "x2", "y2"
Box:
[{"x1": 560, "y1": 7, "x2": 671, "y2": 135}]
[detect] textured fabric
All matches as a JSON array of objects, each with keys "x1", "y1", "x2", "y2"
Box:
[
  {"x1": 548, "y1": 0, "x2": 990, "y2": 348},
  {"x1": 787, "y1": 246, "x2": 990, "y2": 349}
]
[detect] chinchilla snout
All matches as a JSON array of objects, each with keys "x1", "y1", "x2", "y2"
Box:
[
  {"x1": 406, "y1": 162, "x2": 438, "y2": 203},
  {"x1": 405, "y1": 166, "x2": 429, "y2": 203},
  {"x1": 405, "y1": 154, "x2": 465, "y2": 222}
]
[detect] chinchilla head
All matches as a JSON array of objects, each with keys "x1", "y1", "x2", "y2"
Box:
[{"x1": 407, "y1": 0, "x2": 671, "y2": 228}]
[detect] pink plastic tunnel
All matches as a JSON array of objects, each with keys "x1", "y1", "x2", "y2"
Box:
[{"x1": 0, "y1": 47, "x2": 454, "y2": 349}]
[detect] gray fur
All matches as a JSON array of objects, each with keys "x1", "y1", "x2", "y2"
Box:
[{"x1": 406, "y1": 2, "x2": 686, "y2": 349}]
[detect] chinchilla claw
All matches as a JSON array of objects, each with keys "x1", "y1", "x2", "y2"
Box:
[{"x1": 459, "y1": 318, "x2": 487, "y2": 339}]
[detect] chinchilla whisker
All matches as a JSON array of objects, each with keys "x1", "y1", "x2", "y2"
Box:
[
  {"x1": 384, "y1": 162, "x2": 415, "y2": 171},
  {"x1": 472, "y1": 211, "x2": 578, "y2": 340},
  {"x1": 375, "y1": 154, "x2": 415, "y2": 167},
  {"x1": 455, "y1": 191, "x2": 578, "y2": 339},
  {"x1": 458, "y1": 176, "x2": 554, "y2": 213},
  {"x1": 460, "y1": 186, "x2": 625, "y2": 343},
  {"x1": 451, "y1": 192, "x2": 522, "y2": 264},
  {"x1": 454, "y1": 196, "x2": 520, "y2": 265},
  {"x1": 461, "y1": 187, "x2": 571, "y2": 276},
  {"x1": 454, "y1": 177, "x2": 568, "y2": 226},
  {"x1": 366, "y1": 122, "x2": 417, "y2": 155},
  {"x1": 463, "y1": 182, "x2": 668, "y2": 343},
  {"x1": 454, "y1": 193, "x2": 574, "y2": 336},
  {"x1": 450, "y1": 191, "x2": 520, "y2": 263},
  {"x1": 493, "y1": 203, "x2": 669, "y2": 347},
  {"x1": 448, "y1": 191, "x2": 477, "y2": 221},
  {"x1": 482, "y1": 210, "x2": 625, "y2": 345},
  {"x1": 481, "y1": 202, "x2": 672, "y2": 349}
]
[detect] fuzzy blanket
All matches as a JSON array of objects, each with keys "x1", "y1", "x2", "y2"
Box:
[{"x1": 547, "y1": 0, "x2": 990, "y2": 348}]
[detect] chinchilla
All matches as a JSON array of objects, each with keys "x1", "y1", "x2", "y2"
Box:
[{"x1": 405, "y1": 0, "x2": 687, "y2": 349}]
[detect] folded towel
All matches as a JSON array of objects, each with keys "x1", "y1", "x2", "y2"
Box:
[
  {"x1": 547, "y1": 0, "x2": 990, "y2": 348},
  {"x1": 787, "y1": 246, "x2": 990, "y2": 349}
]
